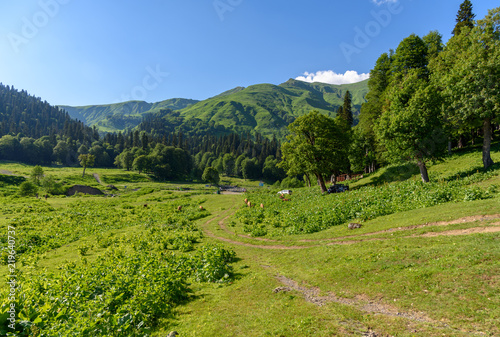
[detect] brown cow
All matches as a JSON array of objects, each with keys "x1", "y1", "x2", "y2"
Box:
[{"x1": 177, "y1": 206, "x2": 182, "y2": 211}]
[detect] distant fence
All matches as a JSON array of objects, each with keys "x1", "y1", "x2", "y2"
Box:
[{"x1": 336, "y1": 174, "x2": 364, "y2": 183}]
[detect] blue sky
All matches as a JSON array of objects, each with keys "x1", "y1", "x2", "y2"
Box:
[{"x1": 0, "y1": 0, "x2": 498, "y2": 106}]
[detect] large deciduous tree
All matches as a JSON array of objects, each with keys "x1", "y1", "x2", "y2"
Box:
[
  {"x1": 358, "y1": 52, "x2": 393, "y2": 172},
  {"x1": 30, "y1": 165, "x2": 44, "y2": 185},
  {"x1": 375, "y1": 71, "x2": 447, "y2": 182},
  {"x1": 279, "y1": 111, "x2": 349, "y2": 193},
  {"x1": 432, "y1": 7, "x2": 500, "y2": 169}
]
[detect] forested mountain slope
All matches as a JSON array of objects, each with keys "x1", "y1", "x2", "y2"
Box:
[
  {"x1": 61, "y1": 79, "x2": 368, "y2": 138},
  {"x1": 59, "y1": 98, "x2": 199, "y2": 132},
  {"x1": 0, "y1": 83, "x2": 91, "y2": 139},
  {"x1": 151, "y1": 79, "x2": 369, "y2": 139}
]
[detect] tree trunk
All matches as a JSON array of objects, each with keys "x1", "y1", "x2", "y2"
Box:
[
  {"x1": 448, "y1": 140, "x2": 452, "y2": 155},
  {"x1": 305, "y1": 174, "x2": 311, "y2": 188},
  {"x1": 82, "y1": 166, "x2": 86, "y2": 178},
  {"x1": 458, "y1": 135, "x2": 465, "y2": 148},
  {"x1": 417, "y1": 160, "x2": 429, "y2": 183},
  {"x1": 482, "y1": 118, "x2": 494, "y2": 169},
  {"x1": 316, "y1": 173, "x2": 327, "y2": 193}
]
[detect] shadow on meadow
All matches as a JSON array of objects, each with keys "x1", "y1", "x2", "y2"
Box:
[{"x1": 0, "y1": 174, "x2": 26, "y2": 186}]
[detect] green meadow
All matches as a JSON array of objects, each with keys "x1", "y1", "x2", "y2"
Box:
[{"x1": 0, "y1": 147, "x2": 499, "y2": 336}]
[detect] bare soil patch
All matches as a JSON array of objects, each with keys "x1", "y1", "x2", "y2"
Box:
[
  {"x1": 301, "y1": 214, "x2": 500, "y2": 243},
  {"x1": 418, "y1": 225, "x2": 500, "y2": 238},
  {"x1": 275, "y1": 274, "x2": 434, "y2": 323},
  {"x1": 93, "y1": 173, "x2": 102, "y2": 184},
  {"x1": 274, "y1": 274, "x2": 487, "y2": 336}
]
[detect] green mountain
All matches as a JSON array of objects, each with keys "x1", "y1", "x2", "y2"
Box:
[
  {"x1": 61, "y1": 79, "x2": 368, "y2": 138},
  {"x1": 59, "y1": 98, "x2": 199, "y2": 133},
  {"x1": 173, "y1": 79, "x2": 369, "y2": 138}
]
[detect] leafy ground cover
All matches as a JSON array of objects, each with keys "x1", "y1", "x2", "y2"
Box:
[
  {"x1": 0, "y1": 149, "x2": 499, "y2": 336},
  {"x1": 0, "y1": 183, "x2": 237, "y2": 336},
  {"x1": 236, "y1": 178, "x2": 498, "y2": 237}
]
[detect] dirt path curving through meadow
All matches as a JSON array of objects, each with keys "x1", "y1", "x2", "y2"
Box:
[
  {"x1": 201, "y1": 205, "x2": 500, "y2": 250},
  {"x1": 203, "y1": 210, "x2": 310, "y2": 250},
  {"x1": 200, "y1": 200, "x2": 495, "y2": 336},
  {"x1": 272, "y1": 273, "x2": 487, "y2": 336}
]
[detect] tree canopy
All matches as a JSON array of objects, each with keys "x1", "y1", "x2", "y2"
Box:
[
  {"x1": 432, "y1": 7, "x2": 500, "y2": 169},
  {"x1": 279, "y1": 111, "x2": 349, "y2": 192}
]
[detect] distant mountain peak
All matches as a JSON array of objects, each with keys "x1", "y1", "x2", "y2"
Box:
[{"x1": 210, "y1": 86, "x2": 246, "y2": 99}]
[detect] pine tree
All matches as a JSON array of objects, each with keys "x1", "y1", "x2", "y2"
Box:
[
  {"x1": 452, "y1": 0, "x2": 475, "y2": 36},
  {"x1": 341, "y1": 91, "x2": 353, "y2": 127}
]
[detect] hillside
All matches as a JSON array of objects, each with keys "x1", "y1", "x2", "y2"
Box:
[
  {"x1": 149, "y1": 79, "x2": 369, "y2": 139},
  {"x1": 0, "y1": 83, "x2": 93, "y2": 140},
  {"x1": 59, "y1": 98, "x2": 199, "y2": 133},
  {"x1": 60, "y1": 79, "x2": 368, "y2": 137}
]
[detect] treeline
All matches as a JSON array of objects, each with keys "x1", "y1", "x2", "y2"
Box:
[
  {"x1": 0, "y1": 128, "x2": 284, "y2": 181},
  {"x1": 109, "y1": 131, "x2": 284, "y2": 181},
  {"x1": 354, "y1": 1, "x2": 499, "y2": 181}
]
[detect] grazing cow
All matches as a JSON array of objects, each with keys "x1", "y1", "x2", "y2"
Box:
[
  {"x1": 199, "y1": 206, "x2": 204, "y2": 210},
  {"x1": 177, "y1": 206, "x2": 182, "y2": 211},
  {"x1": 244, "y1": 198, "x2": 248, "y2": 204},
  {"x1": 247, "y1": 201, "x2": 252, "y2": 207},
  {"x1": 260, "y1": 203, "x2": 264, "y2": 209},
  {"x1": 282, "y1": 198, "x2": 290, "y2": 202}
]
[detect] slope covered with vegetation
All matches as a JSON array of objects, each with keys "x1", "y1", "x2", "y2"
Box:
[
  {"x1": 0, "y1": 83, "x2": 93, "y2": 140},
  {"x1": 60, "y1": 79, "x2": 368, "y2": 137},
  {"x1": 59, "y1": 98, "x2": 199, "y2": 133},
  {"x1": 176, "y1": 79, "x2": 368, "y2": 139}
]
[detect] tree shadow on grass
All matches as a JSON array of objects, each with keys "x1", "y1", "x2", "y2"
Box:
[
  {"x1": 441, "y1": 162, "x2": 500, "y2": 182},
  {"x1": 369, "y1": 162, "x2": 420, "y2": 186}
]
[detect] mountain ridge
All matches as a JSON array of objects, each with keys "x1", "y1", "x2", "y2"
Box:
[
  {"x1": 58, "y1": 98, "x2": 199, "y2": 132},
  {"x1": 60, "y1": 79, "x2": 369, "y2": 137}
]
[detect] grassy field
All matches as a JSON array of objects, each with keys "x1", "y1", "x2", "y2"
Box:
[{"x1": 0, "y1": 149, "x2": 499, "y2": 336}]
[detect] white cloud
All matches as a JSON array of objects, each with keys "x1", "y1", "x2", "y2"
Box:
[
  {"x1": 371, "y1": 0, "x2": 398, "y2": 5},
  {"x1": 295, "y1": 70, "x2": 370, "y2": 85}
]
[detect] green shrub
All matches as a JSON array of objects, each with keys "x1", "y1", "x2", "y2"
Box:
[{"x1": 18, "y1": 181, "x2": 38, "y2": 196}]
